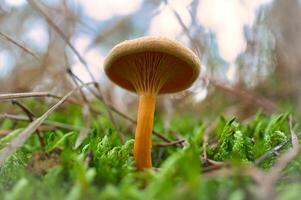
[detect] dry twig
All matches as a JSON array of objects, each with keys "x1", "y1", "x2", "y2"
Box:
[
  {"x1": 167, "y1": 0, "x2": 278, "y2": 113},
  {"x1": 0, "y1": 92, "x2": 60, "y2": 101},
  {"x1": 154, "y1": 139, "x2": 186, "y2": 147},
  {"x1": 68, "y1": 73, "x2": 169, "y2": 142},
  {"x1": 0, "y1": 31, "x2": 40, "y2": 61},
  {"x1": 74, "y1": 104, "x2": 91, "y2": 148},
  {"x1": 208, "y1": 78, "x2": 277, "y2": 113},
  {"x1": 66, "y1": 70, "x2": 93, "y2": 147},
  {"x1": 27, "y1": 0, "x2": 118, "y2": 134},
  {"x1": 66, "y1": 70, "x2": 119, "y2": 138},
  {"x1": 0, "y1": 90, "x2": 171, "y2": 143},
  {"x1": 0, "y1": 113, "x2": 81, "y2": 131},
  {"x1": 0, "y1": 82, "x2": 95, "y2": 164},
  {"x1": 202, "y1": 119, "x2": 218, "y2": 161},
  {"x1": 11, "y1": 100, "x2": 45, "y2": 148}
]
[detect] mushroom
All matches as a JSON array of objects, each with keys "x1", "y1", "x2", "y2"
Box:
[{"x1": 104, "y1": 36, "x2": 200, "y2": 170}]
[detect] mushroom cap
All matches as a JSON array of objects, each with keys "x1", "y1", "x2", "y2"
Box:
[{"x1": 104, "y1": 36, "x2": 200, "y2": 94}]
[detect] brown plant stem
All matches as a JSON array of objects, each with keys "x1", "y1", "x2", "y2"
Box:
[
  {"x1": 11, "y1": 100, "x2": 45, "y2": 148},
  {"x1": 0, "y1": 91, "x2": 171, "y2": 143},
  {"x1": 0, "y1": 113, "x2": 81, "y2": 131},
  {"x1": 154, "y1": 139, "x2": 186, "y2": 147},
  {"x1": 0, "y1": 82, "x2": 96, "y2": 164}
]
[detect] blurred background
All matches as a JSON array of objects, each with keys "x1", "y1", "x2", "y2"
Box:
[{"x1": 0, "y1": 0, "x2": 300, "y2": 121}]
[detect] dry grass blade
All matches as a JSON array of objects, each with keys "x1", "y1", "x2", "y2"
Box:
[
  {"x1": 165, "y1": 0, "x2": 201, "y2": 55},
  {"x1": 0, "y1": 92, "x2": 60, "y2": 101},
  {"x1": 67, "y1": 70, "x2": 119, "y2": 137},
  {"x1": 154, "y1": 139, "x2": 186, "y2": 147},
  {"x1": 0, "y1": 31, "x2": 40, "y2": 61},
  {"x1": 0, "y1": 91, "x2": 171, "y2": 143},
  {"x1": 26, "y1": 0, "x2": 94, "y2": 81},
  {"x1": 11, "y1": 100, "x2": 36, "y2": 120},
  {"x1": 91, "y1": 17, "x2": 129, "y2": 47},
  {"x1": 202, "y1": 119, "x2": 218, "y2": 161},
  {"x1": 209, "y1": 78, "x2": 278, "y2": 113},
  {"x1": 0, "y1": 82, "x2": 95, "y2": 165},
  {"x1": 27, "y1": 0, "x2": 118, "y2": 135},
  {"x1": 66, "y1": 79, "x2": 171, "y2": 143},
  {"x1": 0, "y1": 113, "x2": 81, "y2": 131},
  {"x1": 166, "y1": 0, "x2": 277, "y2": 113},
  {"x1": 74, "y1": 104, "x2": 91, "y2": 148},
  {"x1": 11, "y1": 100, "x2": 45, "y2": 148},
  {"x1": 0, "y1": 92, "x2": 82, "y2": 106},
  {"x1": 27, "y1": 1, "x2": 118, "y2": 132}
]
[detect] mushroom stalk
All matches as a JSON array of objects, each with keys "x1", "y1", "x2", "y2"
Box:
[{"x1": 134, "y1": 93, "x2": 156, "y2": 170}]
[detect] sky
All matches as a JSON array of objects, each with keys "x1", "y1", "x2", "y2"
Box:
[
  {"x1": 74, "y1": 0, "x2": 273, "y2": 84},
  {"x1": 75, "y1": 0, "x2": 273, "y2": 102},
  {"x1": 1, "y1": 0, "x2": 274, "y2": 100},
  {"x1": 77, "y1": 0, "x2": 273, "y2": 63}
]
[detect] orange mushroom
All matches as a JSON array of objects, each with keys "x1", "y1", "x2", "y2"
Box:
[{"x1": 104, "y1": 36, "x2": 200, "y2": 170}]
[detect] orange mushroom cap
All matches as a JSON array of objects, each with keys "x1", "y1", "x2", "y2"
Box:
[{"x1": 104, "y1": 36, "x2": 200, "y2": 94}]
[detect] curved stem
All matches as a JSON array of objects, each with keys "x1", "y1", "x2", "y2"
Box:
[{"x1": 134, "y1": 93, "x2": 156, "y2": 170}]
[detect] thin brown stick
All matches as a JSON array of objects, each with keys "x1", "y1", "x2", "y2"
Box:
[
  {"x1": 0, "y1": 113, "x2": 81, "y2": 131},
  {"x1": 67, "y1": 70, "x2": 119, "y2": 136},
  {"x1": 26, "y1": 0, "x2": 90, "y2": 76},
  {"x1": 0, "y1": 126, "x2": 73, "y2": 137},
  {"x1": 0, "y1": 82, "x2": 95, "y2": 164},
  {"x1": 202, "y1": 162, "x2": 229, "y2": 173},
  {"x1": 208, "y1": 78, "x2": 277, "y2": 113},
  {"x1": 0, "y1": 91, "x2": 171, "y2": 143},
  {"x1": 66, "y1": 69, "x2": 89, "y2": 103},
  {"x1": 74, "y1": 104, "x2": 91, "y2": 148},
  {"x1": 0, "y1": 31, "x2": 40, "y2": 61},
  {"x1": 0, "y1": 92, "x2": 60, "y2": 101},
  {"x1": 11, "y1": 100, "x2": 45, "y2": 148},
  {"x1": 66, "y1": 70, "x2": 93, "y2": 147},
  {"x1": 170, "y1": 131, "x2": 187, "y2": 148},
  {"x1": 202, "y1": 119, "x2": 218, "y2": 161},
  {"x1": 154, "y1": 139, "x2": 186, "y2": 147},
  {"x1": 109, "y1": 105, "x2": 170, "y2": 142},
  {"x1": 66, "y1": 74, "x2": 170, "y2": 142},
  {"x1": 167, "y1": 0, "x2": 278, "y2": 113},
  {"x1": 11, "y1": 100, "x2": 36, "y2": 120},
  {"x1": 165, "y1": 0, "x2": 201, "y2": 55},
  {"x1": 27, "y1": 0, "x2": 117, "y2": 133}
]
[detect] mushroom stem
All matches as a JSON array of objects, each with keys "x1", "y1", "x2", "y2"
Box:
[{"x1": 134, "y1": 93, "x2": 156, "y2": 170}]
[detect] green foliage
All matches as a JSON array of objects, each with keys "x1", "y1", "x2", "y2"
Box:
[
  {"x1": 0, "y1": 150, "x2": 27, "y2": 191},
  {"x1": 0, "y1": 108, "x2": 300, "y2": 200}
]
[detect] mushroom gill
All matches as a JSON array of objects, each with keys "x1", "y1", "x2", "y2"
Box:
[{"x1": 115, "y1": 52, "x2": 176, "y2": 94}]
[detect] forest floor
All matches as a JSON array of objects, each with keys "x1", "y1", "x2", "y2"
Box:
[{"x1": 0, "y1": 97, "x2": 300, "y2": 200}]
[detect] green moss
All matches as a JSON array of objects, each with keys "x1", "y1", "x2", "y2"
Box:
[{"x1": 0, "y1": 104, "x2": 300, "y2": 200}]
